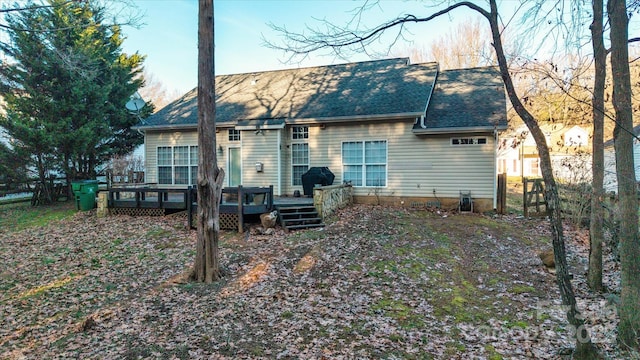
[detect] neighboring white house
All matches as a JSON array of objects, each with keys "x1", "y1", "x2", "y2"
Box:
[
  {"x1": 603, "y1": 124, "x2": 640, "y2": 193},
  {"x1": 497, "y1": 124, "x2": 591, "y2": 182},
  {"x1": 133, "y1": 58, "x2": 509, "y2": 212}
]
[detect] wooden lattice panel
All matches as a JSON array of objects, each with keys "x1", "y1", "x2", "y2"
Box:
[
  {"x1": 220, "y1": 213, "x2": 238, "y2": 230},
  {"x1": 110, "y1": 208, "x2": 165, "y2": 217}
]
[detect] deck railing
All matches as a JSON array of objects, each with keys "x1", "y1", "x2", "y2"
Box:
[
  {"x1": 106, "y1": 185, "x2": 275, "y2": 233},
  {"x1": 188, "y1": 185, "x2": 274, "y2": 232},
  {"x1": 107, "y1": 187, "x2": 191, "y2": 210}
]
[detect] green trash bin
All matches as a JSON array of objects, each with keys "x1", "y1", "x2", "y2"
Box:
[{"x1": 71, "y1": 180, "x2": 99, "y2": 211}]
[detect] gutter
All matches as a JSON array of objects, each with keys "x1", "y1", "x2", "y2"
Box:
[
  {"x1": 132, "y1": 112, "x2": 422, "y2": 132},
  {"x1": 287, "y1": 112, "x2": 423, "y2": 125},
  {"x1": 412, "y1": 125, "x2": 508, "y2": 135},
  {"x1": 236, "y1": 123, "x2": 285, "y2": 131},
  {"x1": 132, "y1": 123, "x2": 199, "y2": 132}
]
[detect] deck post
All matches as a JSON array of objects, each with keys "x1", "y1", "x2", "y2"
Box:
[
  {"x1": 523, "y1": 178, "x2": 528, "y2": 218},
  {"x1": 237, "y1": 185, "x2": 244, "y2": 233},
  {"x1": 268, "y1": 185, "x2": 274, "y2": 210},
  {"x1": 187, "y1": 186, "x2": 193, "y2": 230}
]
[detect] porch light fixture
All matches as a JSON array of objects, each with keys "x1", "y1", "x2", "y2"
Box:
[{"x1": 217, "y1": 145, "x2": 223, "y2": 156}]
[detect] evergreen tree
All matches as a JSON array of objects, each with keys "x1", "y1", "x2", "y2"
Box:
[
  {"x1": 0, "y1": 140, "x2": 29, "y2": 188},
  {"x1": 0, "y1": 0, "x2": 146, "y2": 191}
]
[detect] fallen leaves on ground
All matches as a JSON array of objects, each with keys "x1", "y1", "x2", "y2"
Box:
[{"x1": 0, "y1": 204, "x2": 625, "y2": 359}]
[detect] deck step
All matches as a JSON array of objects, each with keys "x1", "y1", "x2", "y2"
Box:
[
  {"x1": 278, "y1": 206, "x2": 317, "y2": 212},
  {"x1": 277, "y1": 205, "x2": 324, "y2": 231}
]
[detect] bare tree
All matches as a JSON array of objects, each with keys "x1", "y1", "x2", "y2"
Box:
[
  {"x1": 428, "y1": 17, "x2": 495, "y2": 69},
  {"x1": 269, "y1": 1, "x2": 600, "y2": 357},
  {"x1": 192, "y1": 0, "x2": 225, "y2": 283},
  {"x1": 588, "y1": 0, "x2": 606, "y2": 294},
  {"x1": 393, "y1": 16, "x2": 497, "y2": 69},
  {"x1": 137, "y1": 69, "x2": 182, "y2": 111},
  {"x1": 608, "y1": 0, "x2": 640, "y2": 350}
]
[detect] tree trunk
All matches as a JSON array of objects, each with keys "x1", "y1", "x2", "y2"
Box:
[
  {"x1": 608, "y1": 0, "x2": 640, "y2": 350},
  {"x1": 36, "y1": 153, "x2": 52, "y2": 204},
  {"x1": 487, "y1": 1, "x2": 599, "y2": 357},
  {"x1": 192, "y1": 0, "x2": 225, "y2": 283},
  {"x1": 588, "y1": 0, "x2": 605, "y2": 293}
]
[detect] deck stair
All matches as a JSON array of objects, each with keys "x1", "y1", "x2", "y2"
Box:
[{"x1": 277, "y1": 205, "x2": 324, "y2": 231}]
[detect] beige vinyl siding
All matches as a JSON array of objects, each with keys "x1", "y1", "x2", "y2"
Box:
[
  {"x1": 288, "y1": 120, "x2": 496, "y2": 199},
  {"x1": 144, "y1": 129, "x2": 234, "y2": 188},
  {"x1": 145, "y1": 121, "x2": 497, "y2": 201},
  {"x1": 144, "y1": 130, "x2": 198, "y2": 188},
  {"x1": 241, "y1": 129, "x2": 280, "y2": 190}
]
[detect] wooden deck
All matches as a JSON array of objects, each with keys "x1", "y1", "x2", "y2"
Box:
[{"x1": 107, "y1": 185, "x2": 314, "y2": 231}]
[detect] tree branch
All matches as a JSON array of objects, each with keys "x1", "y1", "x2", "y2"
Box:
[{"x1": 266, "y1": 2, "x2": 490, "y2": 59}]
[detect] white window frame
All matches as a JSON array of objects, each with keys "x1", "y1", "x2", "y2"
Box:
[
  {"x1": 228, "y1": 129, "x2": 241, "y2": 142},
  {"x1": 450, "y1": 137, "x2": 487, "y2": 146},
  {"x1": 291, "y1": 126, "x2": 310, "y2": 186},
  {"x1": 292, "y1": 126, "x2": 309, "y2": 140},
  {"x1": 341, "y1": 140, "x2": 387, "y2": 187},
  {"x1": 291, "y1": 143, "x2": 309, "y2": 186},
  {"x1": 156, "y1": 145, "x2": 198, "y2": 185}
]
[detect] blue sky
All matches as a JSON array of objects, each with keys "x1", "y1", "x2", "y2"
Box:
[{"x1": 122, "y1": 0, "x2": 483, "y2": 95}]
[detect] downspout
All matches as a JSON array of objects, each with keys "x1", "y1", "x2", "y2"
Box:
[
  {"x1": 277, "y1": 129, "x2": 282, "y2": 196},
  {"x1": 493, "y1": 128, "x2": 498, "y2": 210},
  {"x1": 137, "y1": 128, "x2": 147, "y2": 183}
]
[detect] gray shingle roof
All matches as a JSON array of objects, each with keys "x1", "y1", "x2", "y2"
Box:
[
  {"x1": 140, "y1": 58, "x2": 438, "y2": 129},
  {"x1": 413, "y1": 67, "x2": 507, "y2": 133},
  {"x1": 138, "y1": 58, "x2": 506, "y2": 132}
]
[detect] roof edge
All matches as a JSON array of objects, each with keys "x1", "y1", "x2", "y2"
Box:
[
  {"x1": 288, "y1": 112, "x2": 423, "y2": 125},
  {"x1": 134, "y1": 112, "x2": 426, "y2": 132},
  {"x1": 412, "y1": 124, "x2": 508, "y2": 135},
  {"x1": 132, "y1": 123, "x2": 234, "y2": 132}
]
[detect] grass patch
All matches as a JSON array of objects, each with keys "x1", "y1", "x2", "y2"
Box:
[
  {"x1": 280, "y1": 310, "x2": 294, "y2": 319},
  {"x1": 509, "y1": 284, "x2": 536, "y2": 295},
  {"x1": 485, "y1": 344, "x2": 504, "y2": 360},
  {"x1": 371, "y1": 295, "x2": 424, "y2": 329},
  {"x1": 145, "y1": 227, "x2": 173, "y2": 240},
  {"x1": 0, "y1": 201, "x2": 75, "y2": 232}
]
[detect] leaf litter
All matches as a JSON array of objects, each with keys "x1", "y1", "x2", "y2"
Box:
[{"x1": 0, "y1": 204, "x2": 625, "y2": 359}]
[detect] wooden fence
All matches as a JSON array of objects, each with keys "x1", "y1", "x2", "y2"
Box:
[{"x1": 523, "y1": 178, "x2": 547, "y2": 217}]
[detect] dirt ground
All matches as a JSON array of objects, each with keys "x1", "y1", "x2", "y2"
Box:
[{"x1": 0, "y1": 201, "x2": 623, "y2": 359}]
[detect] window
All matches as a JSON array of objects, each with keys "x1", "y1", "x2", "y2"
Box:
[
  {"x1": 157, "y1": 146, "x2": 198, "y2": 185},
  {"x1": 291, "y1": 143, "x2": 308, "y2": 186},
  {"x1": 228, "y1": 129, "x2": 241, "y2": 141},
  {"x1": 451, "y1": 137, "x2": 487, "y2": 145},
  {"x1": 292, "y1": 126, "x2": 308, "y2": 140},
  {"x1": 530, "y1": 159, "x2": 540, "y2": 176},
  {"x1": 342, "y1": 140, "x2": 387, "y2": 187},
  {"x1": 190, "y1": 146, "x2": 199, "y2": 185},
  {"x1": 157, "y1": 147, "x2": 172, "y2": 185}
]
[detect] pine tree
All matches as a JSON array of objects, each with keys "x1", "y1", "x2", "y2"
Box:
[{"x1": 0, "y1": 0, "x2": 146, "y2": 191}]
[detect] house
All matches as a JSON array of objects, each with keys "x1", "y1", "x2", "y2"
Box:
[
  {"x1": 603, "y1": 124, "x2": 640, "y2": 193},
  {"x1": 133, "y1": 58, "x2": 508, "y2": 212},
  {"x1": 497, "y1": 124, "x2": 591, "y2": 182}
]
